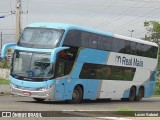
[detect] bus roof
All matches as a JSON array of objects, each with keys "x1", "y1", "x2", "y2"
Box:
[{"x1": 27, "y1": 22, "x2": 158, "y2": 47}]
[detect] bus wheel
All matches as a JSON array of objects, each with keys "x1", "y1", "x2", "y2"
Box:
[
  {"x1": 70, "y1": 86, "x2": 82, "y2": 104},
  {"x1": 33, "y1": 98, "x2": 45, "y2": 102},
  {"x1": 129, "y1": 86, "x2": 136, "y2": 101},
  {"x1": 135, "y1": 87, "x2": 144, "y2": 101}
]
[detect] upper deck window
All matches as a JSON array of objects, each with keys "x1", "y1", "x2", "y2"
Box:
[{"x1": 18, "y1": 27, "x2": 64, "y2": 49}]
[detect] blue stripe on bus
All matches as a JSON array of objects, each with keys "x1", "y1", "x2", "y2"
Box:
[
  {"x1": 143, "y1": 67, "x2": 157, "y2": 97},
  {"x1": 77, "y1": 48, "x2": 108, "y2": 64},
  {"x1": 55, "y1": 48, "x2": 109, "y2": 100},
  {"x1": 143, "y1": 81, "x2": 156, "y2": 97},
  {"x1": 63, "y1": 48, "x2": 109, "y2": 100},
  {"x1": 10, "y1": 76, "x2": 55, "y2": 88}
]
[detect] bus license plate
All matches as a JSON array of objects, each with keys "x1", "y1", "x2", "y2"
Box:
[{"x1": 23, "y1": 91, "x2": 31, "y2": 96}]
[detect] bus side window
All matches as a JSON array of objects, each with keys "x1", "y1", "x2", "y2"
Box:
[
  {"x1": 126, "y1": 41, "x2": 131, "y2": 54},
  {"x1": 130, "y1": 42, "x2": 137, "y2": 55},
  {"x1": 56, "y1": 61, "x2": 65, "y2": 77}
]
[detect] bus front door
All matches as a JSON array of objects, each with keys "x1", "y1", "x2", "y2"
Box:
[{"x1": 54, "y1": 60, "x2": 66, "y2": 100}]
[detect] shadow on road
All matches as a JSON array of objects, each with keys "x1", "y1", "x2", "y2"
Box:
[{"x1": 16, "y1": 98, "x2": 152, "y2": 105}]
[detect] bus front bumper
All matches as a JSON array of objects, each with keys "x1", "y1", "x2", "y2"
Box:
[{"x1": 10, "y1": 84, "x2": 55, "y2": 100}]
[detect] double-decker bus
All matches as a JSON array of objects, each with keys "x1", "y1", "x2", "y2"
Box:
[{"x1": 1, "y1": 23, "x2": 158, "y2": 103}]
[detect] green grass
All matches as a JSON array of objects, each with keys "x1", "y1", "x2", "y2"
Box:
[
  {"x1": 114, "y1": 107, "x2": 136, "y2": 116},
  {"x1": 153, "y1": 95, "x2": 160, "y2": 97},
  {"x1": 155, "y1": 82, "x2": 160, "y2": 95},
  {"x1": 0, "y1": 79, "x2": 10, "y2": 85}
]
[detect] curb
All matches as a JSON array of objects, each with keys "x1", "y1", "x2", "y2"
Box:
[{"x1": 0, "y1": 85, "x2": 10, "y2": 95}]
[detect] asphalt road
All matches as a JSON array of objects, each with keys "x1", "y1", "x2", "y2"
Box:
[{"x1": 0, "y1": 96, "x2": 160, "y2": 120}]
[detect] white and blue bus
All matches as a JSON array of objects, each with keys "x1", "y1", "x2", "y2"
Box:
[{"x1": 1, "y1": 23, "x2": 158, "y2": 103}]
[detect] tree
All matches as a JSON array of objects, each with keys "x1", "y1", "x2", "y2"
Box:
[
  {"x1": 143, "y1": 21, "x2": 160, "y2": 46},
  {"x1": 143, "y1": 21, "x2": 160, "y2": 80},
  {"x1": 0, "y1": 59, "x2": 10, "y2": 69}
]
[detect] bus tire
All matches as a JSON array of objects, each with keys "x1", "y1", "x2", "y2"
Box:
[
  {"x1": 135, "y1": 87, "x2": 144, "y2": 101},
  {"x1": 129, "y1": 86, "x2": 136, "y2": 101},
  {"x1": 33, "y1": 98, "x2": 45, "y2": 102},
  {"x1": 70, "y1": 85, "x2": 83, "y2": 104}
]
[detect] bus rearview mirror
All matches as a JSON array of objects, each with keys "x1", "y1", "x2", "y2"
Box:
[
  {"x1": 1, "y1": 43, "x2": 16, "y2": 58},
  {"x1": 50, "y1": 47, "x2": 70, "y2": 63}
]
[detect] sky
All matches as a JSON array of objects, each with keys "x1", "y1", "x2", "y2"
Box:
[{"x1": 0, "y1": 0, "x2": 160, "y2": 44}]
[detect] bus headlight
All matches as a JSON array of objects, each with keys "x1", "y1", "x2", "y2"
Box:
[{"x1": 39, "y1": 85, "x2": 54, "y2": 91}]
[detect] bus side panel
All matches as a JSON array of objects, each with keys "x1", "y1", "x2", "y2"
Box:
[
  {"x1": 144, "y1": 68, "x2": 157, "y2": 97},
  {"x1": 64, "y1": 78, "x2": 88, "y2": 100},
  {"x1": 143, "y1": 81, "x2": 156, "y2": 97},
  {"x1": 54, "y1": 77, "x2": 66, "y2": 100},
  {"x1": 84, "y1": 79, "x2": 100, "y2": 99},
  {"x1": 97, "y1": 80, "x2": 107, "y2": 98},
  {"x1": 63, "y1": 78, "x2": 100, "y2": 100},
  {"x1": 77, "y1": 48, "x2": 109, "y2": 100},
  {"x1": 106, "y1": 52, "x2": 157, "y2": 99},
  {"x1": 63, "y1": 48, "x2": 108, "y2": 100},
  {"x1": 77, "y1": 48, "x2": 108, "y2": 64}
]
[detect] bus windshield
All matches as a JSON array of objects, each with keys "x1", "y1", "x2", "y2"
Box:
[
  {"x1": 11, "y1": 51, "x2": 54, "y2": 80},
  {"x1": 19, "y1": 27, "x2": 64, "y2": 48}
]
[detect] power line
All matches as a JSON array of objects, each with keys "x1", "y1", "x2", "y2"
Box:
[
  {"x1": 0, "y1": 12, "x2": 15, "y2": 18},
  {"x1": 94, "y1": 1, "x2": 148, "y2": 29},
  {"x1": 29, "y1": 1, "x2": 157, "y2": 14},
  {"x1": 78, "y1": 0, "x2": 119, "y2": 25},
  {"x1": 133, "y1": 31, "x2": 146, "y2": 37},
  {"x1": 29, "y1": 2, "x2": 104, "y2": 13},
  {"x1": 26, "y1": 1, "x2": 105, "y2": 7},
  {"x1": 123, "y1": 0, "x2": 160, "y2": 4},
  {"x1": 0, "y1": 11, "x2": 11, "y2": 13},
  {"x1": 109, "y1": 7, "x2": 160, "y2": 32},
  {"x1": 139, "y1": 0, "x2": 160, "y2": 4}
]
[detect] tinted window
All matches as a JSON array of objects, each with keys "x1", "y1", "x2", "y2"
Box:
[
  {"x1": 111, "y1": 66, "x2": 125, "y2": 80},
  {"x1": 81, "y1": 31, "x2": 89, "y2": 47},
  {"x1": 55, "y1": 61, "x2": 65, "y2": 78},
  {"x1": 64, "y1": 30, "x2": 112, "y2": 50},
  {"x1": 97, "y1": 35, "x2": 112, "y2": 51},
  {"x1": 88, "y1": 34, "x2": 98, "y2": 49},
  {"x1": 63, "y1": 30, "x2": 81, "y2": 46},
  {"x1": 126, "y1": 41, "x2": 131, "y2": 54},
  {"x1": 81, "y1": 32, "x2": 98, "y2": 49},
  {"x1": 112, "y1": 38, "x2": 126, "y2": 53},
  {"x1": 147, "y1": 46, "x2": 158, "y2": 58},
  {"x1": 111, "y1": 67, "x2": 135, "y2": 80},
  {"x1": 136, "y1": 43, "x2": 145, "y2": 56},
  {"x1": 63, "y1": 30, "x2": 158, "y2": 59},
  {"x1": 79, "y1": 63, "x2": 136, "y2": 81},
  {"x1": 130, "y1": 42, "x2": 137, "y2": 55}
]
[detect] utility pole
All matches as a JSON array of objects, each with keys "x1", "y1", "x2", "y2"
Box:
[
  {"x1": 15, "y1": 0, "x2": 21, "y2": 43},
  {"x1": 128, "y1": 30, "x2": 134, "y2": 38}
]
